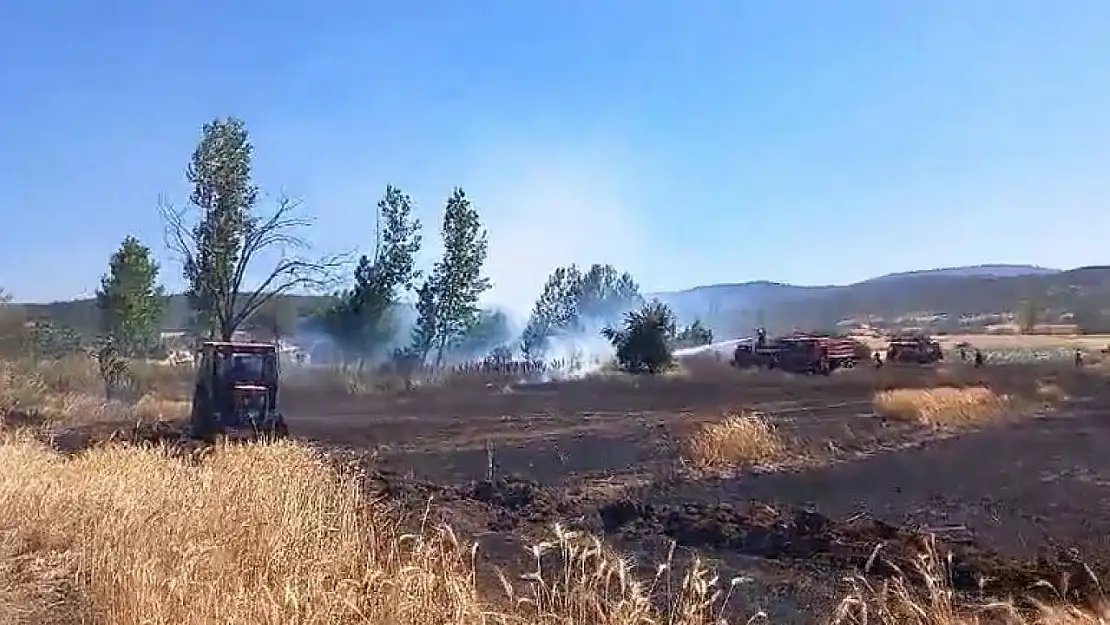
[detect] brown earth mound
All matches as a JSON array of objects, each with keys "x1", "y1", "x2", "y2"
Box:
[
  {"x1": 596, "y1": 499, "x2": 1098, "y2": 605},
  {"x1": 367, "y1": 469, "x2": 1101, "y2": 608}
]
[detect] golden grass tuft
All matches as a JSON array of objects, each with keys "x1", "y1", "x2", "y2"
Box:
[
  {"x1": 872, "y1": 387, "x2": 1012, "y2": 428},
  {"x1": 682, "y1": 411, "x2": 785, "y2": 470},
  {"x1": 833, "y1": 535, "x2": 1110, "y2": 625},
  {"x1": 1, "y1": 435, "x2": 397, "y2": 624}
]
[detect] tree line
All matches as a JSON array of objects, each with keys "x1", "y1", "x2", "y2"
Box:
[{"x1": 1, "y1": 117, "x2": 712, "y2": 372}]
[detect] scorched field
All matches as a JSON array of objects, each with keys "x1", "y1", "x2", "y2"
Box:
[{"x1": 4, "y1": 355, "x2": 1110, "y2": 624}]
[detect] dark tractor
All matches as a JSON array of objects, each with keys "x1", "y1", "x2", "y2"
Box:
[{"x1": 188, "y1": 341, "x2": 289, "y2": 440}]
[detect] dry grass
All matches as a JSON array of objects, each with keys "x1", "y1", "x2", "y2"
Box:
[
  {"x1": 0, "y1": 434, "x2": 741, "y2": 625},
  {"x1": 871, "y1": 387, "x2": 1013, "y2": 428},
  {"x1": 0, "y1": 360, "x2": 189, "y2": 430},
  {"x1": 4, "y1": 356, "x2": 193, "y2": 397},
  {"x1": 833, "y1": 536, "x2": 1110, "y2": 625},
  {"x1": 0, "y1": 432, "x2": 1103, "y2": 625},
  {"x1": 681, "y1": 411, "x2": 786, "y2": 470}
]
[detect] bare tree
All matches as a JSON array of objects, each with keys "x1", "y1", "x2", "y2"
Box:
[
  {"x1": 161, "y1": 194, "x2": 344, "y2": 342},
  {"x1": 159, "y1": 117, "x2": 343, "y2": 341}
]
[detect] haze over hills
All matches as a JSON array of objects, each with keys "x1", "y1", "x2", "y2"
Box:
[
  {"x1": 653, "y1": 264, "x2": 1059, "y2": 305},
  {"x1": 651, "y1": 264, "x2": 1066, "y2": 324},
  {"x1": 9, "y1": 263, "x2": 1110, "y2": 338}
]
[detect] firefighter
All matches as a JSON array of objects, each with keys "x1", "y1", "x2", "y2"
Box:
[{"x1": 973, "y1": 349, "x2": 984, "y2": 368}]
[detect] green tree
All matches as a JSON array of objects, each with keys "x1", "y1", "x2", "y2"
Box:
[
  {"x1": 410, "y1": 278, "x2": 439, "y2": 361},
  {"x1": 321, "y1": 185, "x2": 422, "y2": 362},
  {"x1": 160, "y1": 117, "x2": 339, "y2": 341},
  {"x1": 521, "y1": 266, "x2": 584, "y2": 359},
  {"x1": 95, "y1": 236, "x2": 167, "y2": 357},
  {"x1": 522, "y1": 263, "x2": 642, "y2": 358},
  {"x1": 576, "y1": 264, "x2": 642, "y2": 320},
  {"x1": 674, "y1": 319, "x2": 713, "y2": 348},
  {"x1": 411, "y1": 188, "x2": 491, "y2": 365},
  {"x1": 25, "y1": 319, "x2": 86, "y2": 359},
  {"x1": 601, "y1": 299, "x2": 677, "y2": 374}
]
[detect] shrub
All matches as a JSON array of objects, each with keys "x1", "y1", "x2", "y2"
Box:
[
  {"x1": 601, "y1": 300, "x2": 676, "y2": 374},
  {"x1": 674, "y1": 319, "x2": 713, "y2": 349}
]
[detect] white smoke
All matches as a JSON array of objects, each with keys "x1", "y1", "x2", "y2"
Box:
[
  {"x1": 458, "y1": 140, "x2": 653, "y2": 316},
  {"x1": 286, "y1": 138, "x2": 667, "y2": 371}
]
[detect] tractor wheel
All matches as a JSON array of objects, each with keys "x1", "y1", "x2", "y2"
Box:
[
  {"x1": 272, "y1": 414, "x2": 289, "y2": 438},
  {"x1": 188, "y1": 396, "x2": 221, "y2": 442},
  {"x1": 256, "y1": 414, "x2": 289, "y2": 441}
]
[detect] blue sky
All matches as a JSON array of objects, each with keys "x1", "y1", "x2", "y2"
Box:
[{"x1": 2, "y1": 1, "x2": 1109, "y2": 309}]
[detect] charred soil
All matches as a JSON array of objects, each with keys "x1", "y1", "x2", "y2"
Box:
[{"x1": 34, "y1": 364, "x2": 1110, "y2": 618}]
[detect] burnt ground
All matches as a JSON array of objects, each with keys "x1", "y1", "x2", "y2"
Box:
[{"x1": 43, "y1": 364, "x2": 1110, "y2": 622}]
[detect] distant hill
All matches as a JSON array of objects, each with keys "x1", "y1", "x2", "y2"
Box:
[
  {"x1": 652, "y1": 264, "x2": 1058, "y2": 318},
  {"x1": 647, "y1": 281, "x2": 829, "y2": 322},
  {"x1": 9, "y1": 264, "x2": 1110, "y2": 339},
  {"x1": 653, "y1": 265, "x2": 1109, "y2": 337},
  {"x1": 861, "y1": 264, "x2": 1060, "y2": 284}
]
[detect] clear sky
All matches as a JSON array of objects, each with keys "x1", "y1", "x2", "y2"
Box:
[{"x1": 2, "y1": 1, "x2": 1109, "y2": 309}]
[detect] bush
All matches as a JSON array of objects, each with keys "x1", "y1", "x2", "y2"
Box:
[
  {"x1": 601, "y1": 300, "x2": 676, "y2": 374},
  {"x1": 674, "y1": 319, "x2": 713, "y2": 349}
]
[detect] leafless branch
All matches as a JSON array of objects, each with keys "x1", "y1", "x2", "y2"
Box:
[{"x1": 159, "y1": 193, "x2": 349, "y2": 339}]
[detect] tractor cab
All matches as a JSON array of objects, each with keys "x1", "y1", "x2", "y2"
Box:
[{"x1": 188, "y1": 341, "x2": 288, "y2": 440}]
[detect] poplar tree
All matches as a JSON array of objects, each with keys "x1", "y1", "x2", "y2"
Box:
[
  {"x1": 95, "y1": 236, "x2": 166, "y2": 356},
  {"x1": 410, "y1": 188, "x2": 491, "y2": 365}
]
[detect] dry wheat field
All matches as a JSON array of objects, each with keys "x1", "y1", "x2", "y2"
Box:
[{"x1": 3, "y1": 353, "x2": 1110, "y2": 624}]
